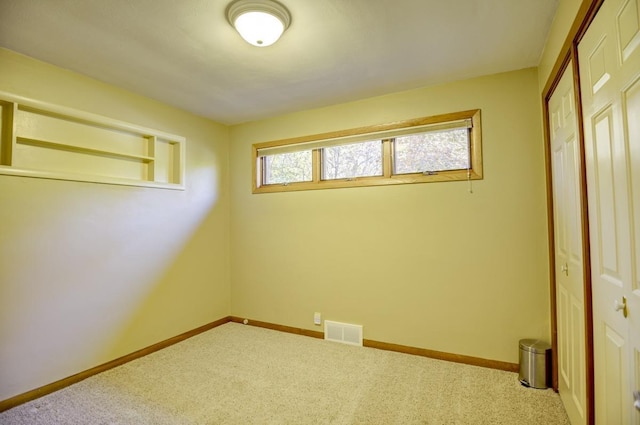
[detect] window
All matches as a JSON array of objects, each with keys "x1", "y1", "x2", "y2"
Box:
[
  {"x1": 322, "y1": 140, "x2": 383, "y2": 180},
  {"x1": 253, "y1": 109, "x2": 481, "y2": 193},
  {"x1": 263, "y1": 150, "x2": 312, "y2": 185},
  {"x1": 393, "y1": 128, "x2": 470, "y2": 174}
]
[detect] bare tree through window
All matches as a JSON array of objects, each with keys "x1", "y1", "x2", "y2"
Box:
[
  {"x1": 264, "y1": 150, "x2": 312, "y2": 184},
  {"x1": 394, "y1": 129, "x2": 470, "y2": 174},
  {"x1": 322, "y1": 140, "x2": 383, "y2": 180}
]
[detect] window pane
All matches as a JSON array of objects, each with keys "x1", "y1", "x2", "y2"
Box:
[
  {"x1": 394, "y1": 129, "x2": 470, "y2": 174},
  {"x1": 263, "y1": 150, "x2": 312, "y2": 184},
  {"x1": 322, "y1": 140, "x2": 383, "y2": 180}
]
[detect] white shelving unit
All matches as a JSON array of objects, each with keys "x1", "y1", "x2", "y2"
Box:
[{"x1": 0, "y1": 92, "x2": 186, "y2": 190}]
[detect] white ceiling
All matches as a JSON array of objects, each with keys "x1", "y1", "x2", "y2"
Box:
[{"x1": 0, "y1": 0, "x2": 558, "y2": 125}]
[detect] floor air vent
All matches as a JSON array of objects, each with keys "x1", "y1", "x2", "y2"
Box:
[{"x1": 324, "y1": 320, "x2": 363, "y2": 346}]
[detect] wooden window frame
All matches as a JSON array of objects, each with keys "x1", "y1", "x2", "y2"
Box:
[{"x1": 252, "y1": 109, "x2": 482, "y2": 194}]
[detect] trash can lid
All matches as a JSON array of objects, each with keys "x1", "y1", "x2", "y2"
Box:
[{"x1": 519, "y1": 339, "x2": 551, "y2": 353}]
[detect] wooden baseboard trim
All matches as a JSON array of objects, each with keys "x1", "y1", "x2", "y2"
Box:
[
  {"x1": 231, "y1": 317, "x2": 518, "y2": 373},
  {"x1": 363, "y1": 339, "x2": 519, "y2": 372},
  {"x1": 230, "y1": 316, "x2": 324, "y2": 339},
  {"x1": 0, "y1": 316, "x2": 232, "y2": 413},
  {"x1": 2, "y1": 315, "x2": 518, "y2": 412}
]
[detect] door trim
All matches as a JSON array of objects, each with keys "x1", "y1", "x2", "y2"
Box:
[{"x1": 541, "y1": 1, "x2": 604, "y2": 424}]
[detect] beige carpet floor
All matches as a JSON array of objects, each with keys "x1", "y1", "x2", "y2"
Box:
[{"x1": 0, "y1": 322, "x2": 570, "y2": 424}]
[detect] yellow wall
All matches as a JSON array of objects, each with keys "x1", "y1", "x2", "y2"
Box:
[
  {"x1": 0, "y1": 48, "x2": 231, "y2": 401},
  {"x1": 229, "y1": 68, "x2": 549, "y2": 364},
  {"x1": 538, "y1": 0, "x2": 584, "y2": 91},
  {"x1": 2, "y1": 7, "x2": 572, "y2": 396}
]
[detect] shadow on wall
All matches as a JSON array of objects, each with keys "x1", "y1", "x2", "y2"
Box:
[
  {"x1": 103, "y1": 191, "x2": 231, "y2": 361},
  {"x1": 0, "y1": 161, "x2": 224, "y2": 400}
]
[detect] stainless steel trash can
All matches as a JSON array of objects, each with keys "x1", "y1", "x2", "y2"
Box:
[{"x1": 519, "y1": 339, "x2": 551, "y2": 389}]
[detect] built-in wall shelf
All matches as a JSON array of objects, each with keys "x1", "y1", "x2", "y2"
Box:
[{"x1": 0, "y1": 92, "x2": 186, "y2": 190}]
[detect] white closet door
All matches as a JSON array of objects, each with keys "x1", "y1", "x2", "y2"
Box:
[
  {"x1": 578, "y1": 0, "x2": 640, "y2": 422},
  {"x1": 549, "y1": 61, "x2": 587, "y2": 425}
]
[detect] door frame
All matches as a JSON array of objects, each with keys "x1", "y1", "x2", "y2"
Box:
[{"x1": 541, "y1": 1, "x2": 604, "y2": 424}]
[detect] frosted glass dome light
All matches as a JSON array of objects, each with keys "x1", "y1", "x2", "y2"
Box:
[{"x1": 227, "y1": 0, "x2": 291, "y2": 47}]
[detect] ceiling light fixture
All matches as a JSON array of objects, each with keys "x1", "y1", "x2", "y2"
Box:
[{"x1": 226, "y1": 0, "x2": 291, "y2": 47}]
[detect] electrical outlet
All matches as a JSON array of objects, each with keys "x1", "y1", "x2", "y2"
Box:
[{"x1": 313, "y1": 312, "x2": 321, "y2": 325}]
